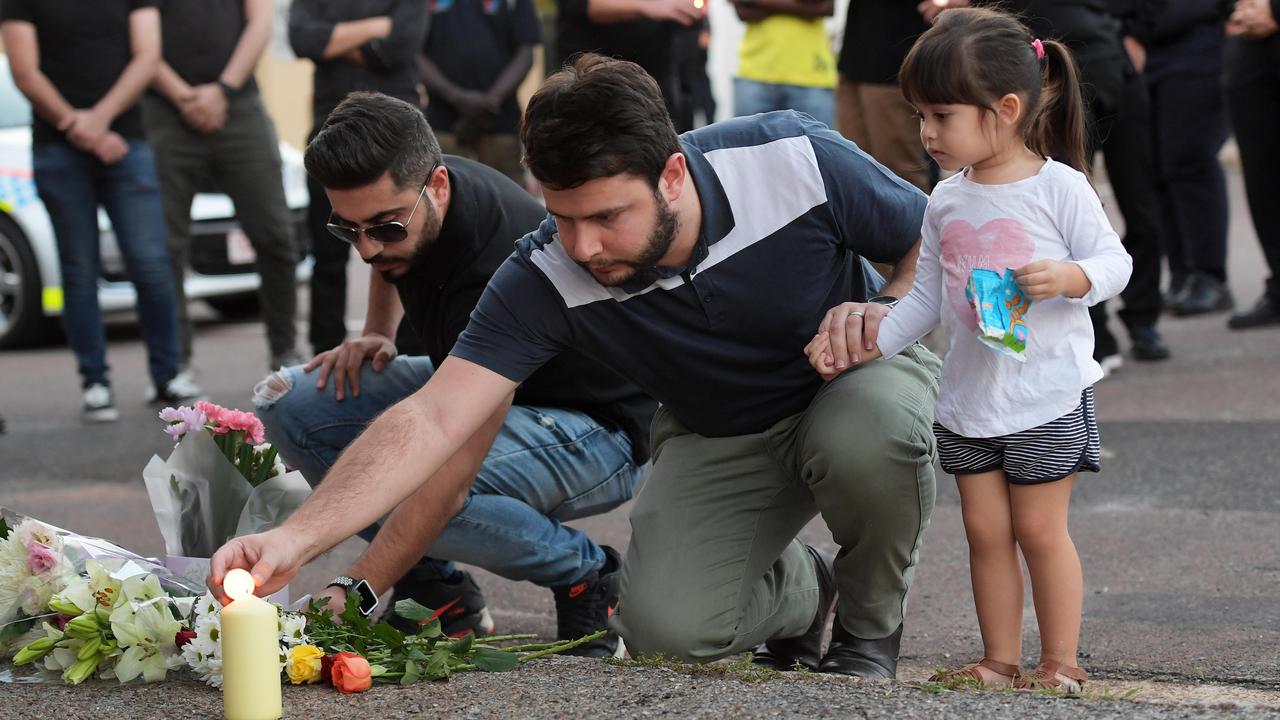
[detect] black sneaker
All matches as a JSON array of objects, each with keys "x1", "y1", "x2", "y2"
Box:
[
  {"x1": 552, "y1": 546, "x2": 624, "y2": 658},
  {"x1": 751, "y1": 544, "x2": 837, "y2": 671},
  {"x1": 1227, "y1": 293, "x2": 1280, "y2": 330},
  {"x1": 1172, "y1": 272, "x2": 1233, "y2": 316},
  {"x1": 1127, "y1": 323, "x2": 1171, "y2": 362},
  {"x1": 384, "y1": 568, "x2": 495, "y2": 638}
]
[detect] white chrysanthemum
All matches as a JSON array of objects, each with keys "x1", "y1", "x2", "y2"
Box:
[
  {"x1": 182, "y1": 611, "x2": 224, "y2": 688},
  {"x1": 278, "y1": 612, "x2": 308, "y2": 647}
]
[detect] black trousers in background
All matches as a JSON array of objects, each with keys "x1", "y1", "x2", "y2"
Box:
[
  {"x1": 1149, "y1": 64, "x2": 1229, "y2": 283},
  {"x1": 305, "y1": 158, "x2": 350, "y2": 355},
  {"x1": 1082, "y1": 58, "x2": 1166, "y2": 357},
  {"x1": 144, "y1": 92, "x2": 300, "y2": 363},
  {"x1": 1224, "y1": 34, "x2": 1280, "y2": 302}
]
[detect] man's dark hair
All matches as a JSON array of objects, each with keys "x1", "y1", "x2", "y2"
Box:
[
  {"x1": 305, "y1": 92, "x2": 443, "y2": 191},
  {"x1": 521, "y1": 54, "x2": 681, "y2": 190}
]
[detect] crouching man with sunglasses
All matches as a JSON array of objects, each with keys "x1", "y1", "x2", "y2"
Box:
[{"x1": 251, "y1": 92, "x2": 655, "y2": 657}]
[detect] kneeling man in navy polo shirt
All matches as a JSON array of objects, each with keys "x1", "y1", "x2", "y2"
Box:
[{"x1": 212, "y1": 54, "x2": 940, "y2": 679}]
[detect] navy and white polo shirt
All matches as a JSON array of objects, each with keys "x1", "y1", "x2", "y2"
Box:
[{"x1": 451, "y1": 111, "x2": 927, "y2": 438}]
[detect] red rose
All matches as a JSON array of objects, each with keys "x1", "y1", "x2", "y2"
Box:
[
  {"x1": 330, "y1": 651, "x2": 372, "y2": 694},
  {"x1": 174, "y1": 628, "x2": 198, "y2": 649},
  {"x1": 320, "y1": 653, "x2": 335, "y2": 683}
]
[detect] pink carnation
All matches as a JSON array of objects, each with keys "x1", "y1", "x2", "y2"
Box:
[
  {"x1": 26, "y1": 541, "x2": 58, "y2": 574},
  {"x1": 221, "y1": 409, "x2": 265, "y2": 445},
  {"x1": 195, "y1": 401, "x2": 232, "y2": 433}
]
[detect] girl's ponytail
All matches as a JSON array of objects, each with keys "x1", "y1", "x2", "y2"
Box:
[{"x1": 1027, "y1": 39, "x2": 1087, "y2": 173}]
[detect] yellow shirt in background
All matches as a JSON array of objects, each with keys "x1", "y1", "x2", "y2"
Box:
[{"x1": 737, "y1": 15, "x2": 837, "y2": 89}]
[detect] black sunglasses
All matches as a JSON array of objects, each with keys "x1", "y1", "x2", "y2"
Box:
[{"x1": 324, "y1": 166, "x2": 438, "y2": 246}]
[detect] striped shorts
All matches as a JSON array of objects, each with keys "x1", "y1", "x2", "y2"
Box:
[{"x1": 933, "y1": 387, "x2": 1101, "y2": 485}]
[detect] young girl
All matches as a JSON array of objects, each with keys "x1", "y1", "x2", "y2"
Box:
[{"x1": 806, "y1": 8, "x2": 1131, "y2": 692}]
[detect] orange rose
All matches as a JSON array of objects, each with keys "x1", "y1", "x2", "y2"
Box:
[{"x1": 330, "y1": 651, "x2": 373, "y2": 694}]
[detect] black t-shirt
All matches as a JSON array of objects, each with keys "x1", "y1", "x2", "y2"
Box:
[
  {"x1": 394, "y1": 155, "x2": 656, "y2": 463},
  {"x1": 156, "y1": 0, "x2": 257, "y2": 94},
  {"x1": 0, "y1": 0, "x2": 156, "y2": 143},
  {"x1": 838, "y1": 0, "x2": 929, "y2": 85},
  {"x1": 423, "y1": 0, "x2": 540, "y2": 134},
  {"x1": 554, "y1": 0, "x2": 676, "y2": 91},
  {"x1": 289, "y1": 0, "x2": 429, "y2": 122}
]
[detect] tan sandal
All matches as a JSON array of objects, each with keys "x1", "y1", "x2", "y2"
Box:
[
  {"x1": 1014, "y1": 660, "x2": 1088, "y2": 695},
  {"x1": 929, "y1": 657, "x2": 1022, "y2": 688}
]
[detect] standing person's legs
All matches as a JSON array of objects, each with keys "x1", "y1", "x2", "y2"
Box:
[
  {"x1": 213, "y1": 94, "x2": 300, "y2": 365},
  {"x1": 97, "y1": 140, "x2": 182, "y2": 389},
  {"x1": 464, "y1": 133, "x2": 526, "y2": 189},
  {"x1": 733, "y1": 77, "x2": 782, "y2": 117},
  {"x1": 858, "y1": 82, "x2": 932, "y2": 192},
  {"x1": 142, "y1": 95, "x2": 206, "y2": 366},
  {"x1": 1152, "y1": 69, "x2": 1231, "y2": 312},
  {"x1": 306, "y1": 123, "x2": 350, "y2": 354},
  {"x1": 777, "y1": 83, "x2": 835, "y2": 129},
  {"x1": 792, "y1": 345, "x2": 940, "y2": 677},
  {"x1": 1100, "y1": 66, "x2": 1170, "y2": 356},
  {"x1": 1079, "y1": 59, "x2": 1125, "y2": 366},
  {"x1": 32, "y1": 143, "x2": 110, "y2": 387},
  {"x1": 836, "y1": 78, "x2": 870, "y2": 149},
  {"x1": 1225, "y1": 38, "x2": 1280, "y2": 329}
]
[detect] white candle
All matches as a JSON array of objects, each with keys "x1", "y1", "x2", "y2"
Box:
[{"x1": 221, "y1": 569, "x2": 282, "y2": 720}]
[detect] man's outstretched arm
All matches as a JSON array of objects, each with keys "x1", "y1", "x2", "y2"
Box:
[
  {"x1": 208, "y1": 356, "x2": 519, "y2": 603},
  {"x1": 320, "y1": 392, "x2": 515, "y2": 611}
]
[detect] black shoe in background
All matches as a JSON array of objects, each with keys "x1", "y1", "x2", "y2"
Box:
[
  {"x1": 1163, "y1": 273, "x2": 1190, "y2": 313},
  {"x1": 818, "y1": 618, "x2": 902, "y2": 679},
  {"x1": 1228, "y1": 294, "x2": 1280, "y2": 330},
  {"x1": 1173, "y1": 273, "x2": 1233, "y2": 316},
  {"x1": 751, "y1": 545, "x2": 837, "y2": 671},
  {"x1": 385, "y1": 568, "x2": 495, "y2": 638},
  {"x1": 1127, "y1": 323, "x2": 1171, "y2": 361},
  {"x1": 553, "y1": 545, "x2": 624, "y2": 658}
]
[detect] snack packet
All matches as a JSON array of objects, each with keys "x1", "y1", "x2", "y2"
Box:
[{"x1": 966, "y1": 268, "x2": 1031, "y2": 361}]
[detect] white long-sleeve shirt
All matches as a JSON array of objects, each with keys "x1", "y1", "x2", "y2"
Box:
[{"x1": 876, "y1": 159, "x2": 1133, "y2": 438}]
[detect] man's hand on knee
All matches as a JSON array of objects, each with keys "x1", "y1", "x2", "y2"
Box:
[
  {"x1": 809, "y1": 302, "x2": 886, "y2": 377},
  {"x1": 304, "y1": 333, "x2": 398, "y2": 401}
]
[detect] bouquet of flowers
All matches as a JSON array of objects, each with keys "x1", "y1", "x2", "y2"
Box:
[
  {"x1": 142, "y1": 402, "x2": 310, "y2": 602},
  {"x1": 1, "y1": 512, "x2": 603, "y2": 691},
  {"x1": 0, "y1": 508, "x2": 207, "y2": 683},
  {"x1": 0, "y1": 515, "x2": 77, "y2": 658}
]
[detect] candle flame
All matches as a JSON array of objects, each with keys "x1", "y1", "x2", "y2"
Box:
[
  {"x1": 224, "y1": 568, "x2": 256, "y2": 601},
  {"x1": 694, "y1": 0, "x2": 703, "y2": 8}
]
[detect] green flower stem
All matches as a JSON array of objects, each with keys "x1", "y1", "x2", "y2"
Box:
[
  {"x1": 516, "y1": 630, "x2": 606, "y2": 662},
  {"x1": 473, "y1": 634, "x2": 538, "y2": 644}
]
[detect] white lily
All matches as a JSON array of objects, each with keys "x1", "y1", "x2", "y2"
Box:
[{"x1": 58, "y1": 560, "x2": 122, "y2": 614}]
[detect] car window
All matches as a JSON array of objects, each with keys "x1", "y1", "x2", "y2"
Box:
[{"x1": 0, "y1": 58, "x2": 33, "y2": 129}]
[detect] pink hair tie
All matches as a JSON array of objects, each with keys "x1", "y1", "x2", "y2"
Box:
[{"x1": 1031, "y1": 38, "x2": 1046, "y2": 60}]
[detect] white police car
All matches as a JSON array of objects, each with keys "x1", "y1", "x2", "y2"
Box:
[{"x1": 0, "y1": 56, "x2": 311, "y2": 349}]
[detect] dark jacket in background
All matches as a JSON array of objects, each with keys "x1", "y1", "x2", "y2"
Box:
[
  {"x1": 838, "y1": 0, "x2": 929, "y2": 85},
  {"x1": 994, "y1": 0, "x2": 1124, "y2": 64},
  {"x1": 288, "y1": 0, "x2": 428, "y2": 121}
]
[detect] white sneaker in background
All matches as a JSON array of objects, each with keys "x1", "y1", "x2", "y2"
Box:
[{"x1": 83, "y1": 383, "x2": 120, "y2": 423}]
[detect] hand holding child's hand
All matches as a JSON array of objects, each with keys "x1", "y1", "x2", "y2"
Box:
[
  {"x1": 804, "y1": 331, "x2": 842, "y2": 381},
  {"x1": 1014, "y1": 259, "x2": 1090, "y2": 301}
]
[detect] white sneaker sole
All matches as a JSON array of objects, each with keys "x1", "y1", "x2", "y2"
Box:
[{"x1": 84, "y1": 407, "x2": 120, "y2": 423}]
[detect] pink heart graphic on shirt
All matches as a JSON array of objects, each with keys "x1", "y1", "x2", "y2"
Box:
[{"x1": 938, "y1": 218, "x2": 1035, "y2": 330}]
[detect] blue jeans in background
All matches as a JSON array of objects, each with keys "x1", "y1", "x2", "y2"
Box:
[
  {"x1": 734, "y1": 77, "x2": 836, "y2": 128},
  {"x1": 254, "y1": 355, "x2": 645, "y2": 587},
  {"x1": 32, "y1": 140, "x2": 180, "y2": 388}
]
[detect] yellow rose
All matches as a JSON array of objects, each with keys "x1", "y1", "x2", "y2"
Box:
[{"x1": 285, "y1": 644, "x2": 325, "y2": 685}]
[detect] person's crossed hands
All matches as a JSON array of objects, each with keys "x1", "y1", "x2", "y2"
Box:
[
  {"x1": 304, "y1": 333, "x2": 398, "y2": 401},
  {"x1": 1228, "y1": 0, "x2": 1279, "y2": 39}
]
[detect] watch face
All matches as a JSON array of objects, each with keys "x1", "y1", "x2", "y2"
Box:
[{"x1": 355, "y1": 580, "x2": 380, "y2": 616}]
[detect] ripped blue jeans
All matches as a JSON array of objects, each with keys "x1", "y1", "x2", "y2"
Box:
[{"x1": 253, "y1": 355, "x2": 644, "y2": 587}]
